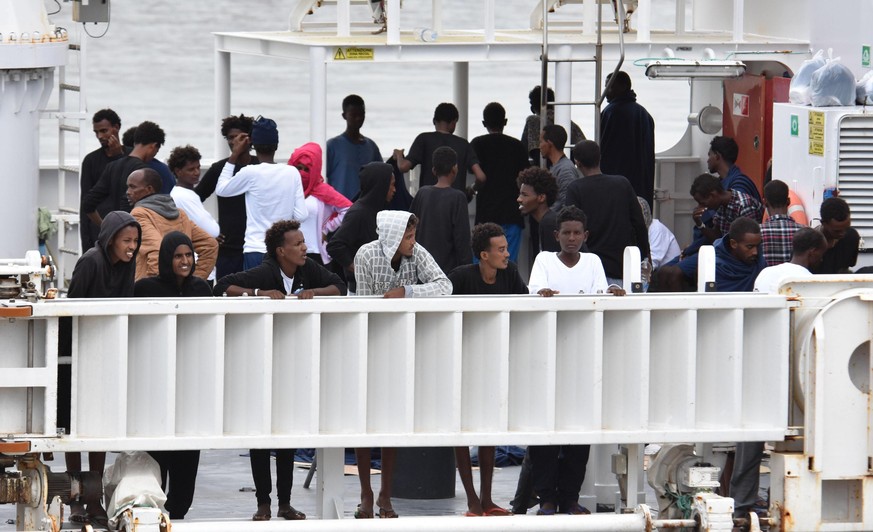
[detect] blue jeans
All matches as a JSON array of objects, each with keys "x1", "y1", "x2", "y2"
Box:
[{"x1": 243, "y1": 252, "x2": 265, "y2": 270}]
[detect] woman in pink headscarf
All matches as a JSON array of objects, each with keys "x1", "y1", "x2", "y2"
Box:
[{"x1": 288, "y1": 143, "x2": 352, "y2": 266}]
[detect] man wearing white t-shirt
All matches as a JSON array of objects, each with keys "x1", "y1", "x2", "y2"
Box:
[
  {"x1": 525, "y1": 206, "x2": 622, "y2": 516},
  {"x1": 168, "y1": 145, "x2": 220, "y2": 240},
  {"x1": 753, "y1": 227, "x2": 827, "y2": 294},
  {"x1": 216, "y1": 117, "x2": 308, "y2": 270}
]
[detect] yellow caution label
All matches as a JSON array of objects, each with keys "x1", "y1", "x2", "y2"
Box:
[
  {"x1": 333, "y1": 47, "x2": 374, "y2": 61},
  {"x1": 809, "y1": 111, "x2": 825, "y2": 156}
]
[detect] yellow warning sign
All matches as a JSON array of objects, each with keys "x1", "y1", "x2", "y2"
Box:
[
  {"x1": 808, "y1": 111, "x2": 825, "y2": 156},
  {"x1": 333, "y1": 47, "x2": 374, "y2": 61}
]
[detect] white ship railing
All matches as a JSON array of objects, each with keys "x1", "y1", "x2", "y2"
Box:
[{"x1": 1, "y1": 291, "x2": 789, "y2": 451}]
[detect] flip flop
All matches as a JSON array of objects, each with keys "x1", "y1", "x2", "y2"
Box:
[
  {"x1": 354, "y1": 505, "x2": 374, "y2": 519},
  {"x1": 464, "y1": 511, "x2": 483, "y2": 517},
  {"x1": 378, "y1": 507, "x2": 399, "y2": 518},
  {"x1": 484, "y1": 506, "x2": 512, "y2": 516}
]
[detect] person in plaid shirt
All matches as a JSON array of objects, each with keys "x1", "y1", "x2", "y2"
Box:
[
  {"x1": 654, "y1": 175, "x2": 764, "y2": 291},
  {"x1": 690, "y1": 173, "x2": 763, "y2": 243},
  {"x1": 760, "y1": 180, "x2": 803, "y2": 266}
]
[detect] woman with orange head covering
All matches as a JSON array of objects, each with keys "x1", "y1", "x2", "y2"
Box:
[{"x1": 288, "y1": 143, "x2": 352, "y2": 265}]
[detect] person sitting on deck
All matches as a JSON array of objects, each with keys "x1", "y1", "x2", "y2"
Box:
[
  {"x1": 760, "y1": 180, "x2": 802, "y2": 266},
  {"x1": 813, "y1": 197, "x2": 860, "y2": 274}
]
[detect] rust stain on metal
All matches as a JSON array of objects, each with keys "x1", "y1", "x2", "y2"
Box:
[{"x1": 0, "y1": 473, "x2": 31, "y2": 504}]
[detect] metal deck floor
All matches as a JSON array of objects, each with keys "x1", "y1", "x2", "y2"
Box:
[{"x1": 0, "y1": 448, "x2": 765, "y2": 529}]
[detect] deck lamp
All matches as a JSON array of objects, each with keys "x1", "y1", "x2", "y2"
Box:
[{"x1": 645, "y1": 60, "x2": 746, "y2": 80}]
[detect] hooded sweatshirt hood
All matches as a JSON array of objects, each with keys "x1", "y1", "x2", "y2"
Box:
[
  {"x1": 357, "y1": 162, "x2": 393, "y2": 209},
  {"x1": 376, "y1": 210, "x2": 414, "y2": 260},
  {"x1": 136, "y1": 194, "x2": 180, "y2": 219},
  {"x1": 714, "y1": 236, "x2": 765, "y2": 292},
  {"x1": 157, "y1": 231, "x2": 197, "y2": 282},
  {"x1": 97, "y1": 210, "x2": 143, "y2": 262},
  {"x1": 289, "y1": 142, "x2": 351, "y2": 209}
]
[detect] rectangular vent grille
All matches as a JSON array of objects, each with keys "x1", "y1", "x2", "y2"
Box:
[{"x1": 837, "y1": 116, "x2": 873, "y2": 247}]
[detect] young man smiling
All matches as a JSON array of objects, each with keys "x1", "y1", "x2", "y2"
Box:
[
  {"x1": 516, "y1": 166, "x2": 560, "y2": 255},
  {"x1": 448, "y1": 223, "x2": 525, "y2": 517}
]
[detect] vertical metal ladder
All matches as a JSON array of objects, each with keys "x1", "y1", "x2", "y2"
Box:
[
  {"x1": 53, "y1": 26, "x2": 88, "y2": 291},
  {"x1": 538, "y1": 0, "x2": 626, "y2": 151}
]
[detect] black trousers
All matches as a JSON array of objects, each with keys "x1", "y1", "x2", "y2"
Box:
[
  {"x1": 148, "y1": 450, "x2": 200, "y2": 519},
  {"x1": 250, "y1": 449, "x2": 295, "y2": 505},
  {"x1": 528, "y1": 444, "x2": 591, "y2": 508}
]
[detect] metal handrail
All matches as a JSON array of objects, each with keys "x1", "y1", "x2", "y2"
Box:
[{"x1": 539, "y1": 0, "x2": 627, "y2": 149}]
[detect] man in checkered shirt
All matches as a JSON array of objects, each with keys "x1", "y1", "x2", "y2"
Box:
[
  {"x1": 760, "y1": 180, "x2": 803, "y2": 266},
  {"x1": 354, "y1": 210, "x2": 453, "y2": 298},
  {"x1": 351, "y1": 209, "x2": 452, "y2": 518},
  {"x1": 690, "y1": 173, "x2": 763, "y2": 244}
]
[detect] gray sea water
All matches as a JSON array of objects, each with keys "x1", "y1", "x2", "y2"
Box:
[{"x1": 41, "y1": 0, "x2": 689, "y2": 162}]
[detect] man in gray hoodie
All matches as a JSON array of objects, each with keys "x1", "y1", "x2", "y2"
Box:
[{"x1": 128, "y1": 168, "x2": 218, "y2": 281}]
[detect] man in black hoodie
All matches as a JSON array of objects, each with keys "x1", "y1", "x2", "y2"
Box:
[
  {"x1": 65, "y1": 210, "x2": 142, "y2": 525},
  {"x1": 213, "y1": 220, "x2": 345, "y2": 521},
  {"x1": 325, "y1": 162, "x2": 395, "y2": 292}
]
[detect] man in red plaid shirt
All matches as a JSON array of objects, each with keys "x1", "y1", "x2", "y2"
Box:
[{"x1": 761, "y1": 180, "x2": 803, "y2": 266}]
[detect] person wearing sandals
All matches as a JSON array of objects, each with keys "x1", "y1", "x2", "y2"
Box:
[
  {"x1": 353, "y1": 210, "x2": 453, "y2": 518},
  {"x1": 214, "y1": 219, "x2": 347, "y2": 521},
  {"x1": 65, "y1": 211, "x2": 142, "y2": 526},
  {"x1": 448, "y1": 223, "x2": 525, "y2": 516}
]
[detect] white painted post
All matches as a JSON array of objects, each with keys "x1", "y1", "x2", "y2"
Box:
[
  {"x1": 432, "y1": 0, "x2": 443, "y2": 36},
  {"x1": 697, "y1": 245, "x2": 716, "y2": 292},
  {"x1": 732, "y1": 0, "x2": 744, "y2": 42},
  {"x1": 675, "y1": 0, "x2": 686, "y2": 35},
  {"x1": 636, "y1": 0, "x2": 651, "y2": 41},
  {"x1": 309, "y1": 47, "x2": 328, "y2": 153},
  {"x1": 622, "y1": 246, "x2": 642, "y2": 293},
  {"x1": 214, "y1": 46, "x2": 231, "y2": 160},
  {"x1": 583, "y1": 0, "x2": 597, "y2": 36},
  {"x1": 387, "y1": 0, "x2": 401, "y2": 45},
  {"x1": 484, "y1": 0, "x2": 495, "y2": 43},
  {"x1": 337, "y1": 0, "x2": 351, "y2": 37},
  {"x1": 316, "y1": 447, "x2": 345, "y2": 519}
]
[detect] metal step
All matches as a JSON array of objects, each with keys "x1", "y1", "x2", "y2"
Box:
[
  {"x1": 59, "y1": 124, "x2": 80, "y2": 133},
  {"x1": 59, "y1": 165, "x2": 80, "y2": 174},
  {"x1": 59, "y1": 248, "x2": 79, "y2": 255},
  {"x1": 59, "y1": 83, "x2": 80, "y2": 92}
]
